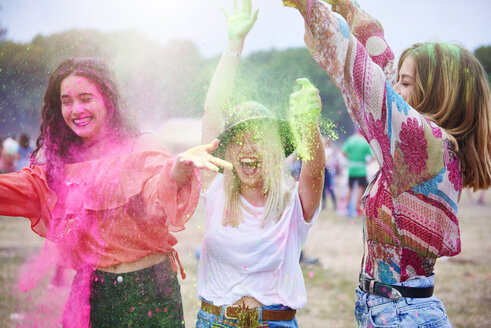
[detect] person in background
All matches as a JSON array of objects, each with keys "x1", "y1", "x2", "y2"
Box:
[
  {"x1": 14, "y1": 133, "x2": 34, "y2": 171},
  {"x1": 322, "y1": 137, "x2": 338, "y2": 211},
  {"x1": 342, "y1": 128, "x2": 372, "y2": 216},
  {"x1": 283, "y1": 0, "x2": 491, "y2": 326},
  {"x1": 1, "y1": 136, "x2": 19, "y2": 173},
  {"x1": 286, "y1": 151, "x2": 302, "y2": 181},
  {"x1": 196, "y1": 1, "x2": 325, "y2": 327}
]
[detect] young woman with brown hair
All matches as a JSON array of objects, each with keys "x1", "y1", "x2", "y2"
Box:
[
  {"x1": 283, "y1": 0, "x2": 490, "y2": 326},
  {"x1": 0, "y1": 57, "x2": 231, "y2": 327}
]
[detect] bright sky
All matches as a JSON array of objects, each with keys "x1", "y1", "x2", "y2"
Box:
[{"x1": 1, "y1": 0, "x2": 490, "y2": 58}]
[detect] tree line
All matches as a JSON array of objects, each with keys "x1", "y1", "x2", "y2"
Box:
[{"x1": 0, "y1": 29, "x2": 489, "y2": 142}]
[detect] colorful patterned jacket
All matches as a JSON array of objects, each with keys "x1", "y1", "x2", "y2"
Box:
[{"x1": 295, "y1": 0, "x2": 462, "y2": 283}]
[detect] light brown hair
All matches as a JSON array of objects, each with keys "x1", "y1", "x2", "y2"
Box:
[{"x1": 399, "y1": 43, "x2": 491, "y2": 190}]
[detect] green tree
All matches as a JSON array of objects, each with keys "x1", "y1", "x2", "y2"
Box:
[{"x1": 474, "y1": 45, "x2": 491, "y2": 74}]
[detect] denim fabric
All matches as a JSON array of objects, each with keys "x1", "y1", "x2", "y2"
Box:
[
  {"x1": 196, "y1": 302, "x2": 298, "y2": 328},
  {"x1": 355, "y1": 275, "x2": 452, "y2": 328}
]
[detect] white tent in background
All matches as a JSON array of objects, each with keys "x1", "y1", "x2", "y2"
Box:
[{"x1": 153, "y1": 118, "x2": 203, "y2": 154}]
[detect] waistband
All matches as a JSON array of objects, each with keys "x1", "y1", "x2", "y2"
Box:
[
  {"x1": 201, "y1": 299, "x2": 296, "y2": 322},
  {"x1": 358, "y1": 273, "x2": 435, "y2": 306},
  {"x1": 95, "y1": 248, "x2": 186, "y2": 279}
]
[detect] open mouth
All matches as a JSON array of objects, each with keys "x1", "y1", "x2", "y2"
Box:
[
  {"x1": 239, "y1": 157, "x2": 261, "y2": 175},
  {"x1": 73, "y1": 116, "x2": 93, "y2": 127}
]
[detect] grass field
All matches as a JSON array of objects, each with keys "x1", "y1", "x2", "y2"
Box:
[{"x1": 1, "y1": 190, "x2": 490, "y2": 327}]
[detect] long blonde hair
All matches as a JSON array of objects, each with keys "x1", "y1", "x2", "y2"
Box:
[
  {"x1": 222, "y1": 122, "x2": 294, "y2": 227},
  {"x1": 399, "y1": 42, "x2": 491, "y2": 190}
]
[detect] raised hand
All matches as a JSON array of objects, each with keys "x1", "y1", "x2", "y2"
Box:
[
  {"x1": 176, "y1": 139, "x2": 233, "y2": 173},
  {"x1": 290, "y1": 78, "x2": 322, "y2": 125},
  {"x1": 222, "y1": 0, "x2": 259, "y2": 42},
  {"x1": 172, "y1": 139, "x2": 233, "y2": 187},
  {"x1": 288, "y1": 78, "x2": 322, "y2": 161},
  {"x1": 282, "y1": 0, "x2": 307, "y2": 11}
]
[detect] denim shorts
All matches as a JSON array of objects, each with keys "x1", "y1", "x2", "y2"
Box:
[
  {"x1": 355, "y1": 275, "x2": 452, "y2": 328},
  {"x1": 196, "y1": 301, "x2": 298, "y2": 328}
]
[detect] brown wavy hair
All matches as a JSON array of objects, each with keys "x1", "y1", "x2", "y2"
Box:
[
  {"x1": 31, "y1": 58, "x2": 138, "y2": 188},
  {"x1": 399, "y1": 43, "x2": 491, "y2": 190}
]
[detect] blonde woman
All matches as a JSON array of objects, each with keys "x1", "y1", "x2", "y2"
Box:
[
  {"x1": 196, "y1": 0, "x2": 325, "y2": 327},
  {"x1": 284, "y1": 0, "x2": 491, "y2": 326}
]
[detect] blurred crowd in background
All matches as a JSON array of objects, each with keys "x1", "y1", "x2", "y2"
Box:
[{"x1": 0, "y1": 133, "x2": 34, "y2": 174}]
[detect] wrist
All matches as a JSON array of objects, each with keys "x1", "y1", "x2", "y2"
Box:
[
  {"x1": 171, "y1": 159, "x2": 192, "y2": 188},
  {"x1": 299, "y1": 116, "x2": 320, "y2": 130},
  {"x1": 227, "y1": 38, "x2": 245, "y2": 52},
  {"x1": 283, "y1": 0, "x2": 308, "y2": 13}
]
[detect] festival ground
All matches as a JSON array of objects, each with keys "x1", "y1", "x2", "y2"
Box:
[{"x1": 1, "y1": 190, "x2": 490, "y2": 328}]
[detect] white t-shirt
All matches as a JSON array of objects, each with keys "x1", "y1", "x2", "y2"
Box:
[{"x1": 197, "y1": 174, "x2": 319, "y2": 309}]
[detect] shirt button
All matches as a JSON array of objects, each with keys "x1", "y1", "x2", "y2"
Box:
[{"x1": 117, "y1": 276, "x2": 123, "y2": 283}]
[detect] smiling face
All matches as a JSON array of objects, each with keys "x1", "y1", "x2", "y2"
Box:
[
  {"x1": 394, "y1": 55, "x2": 417, "y2": 106},
  {"x1": 225, "y1": 126, "x2": 266, "y2": 190},
  {"x1": 60, "y1": 74, "x2": 111, "y2": 145}
]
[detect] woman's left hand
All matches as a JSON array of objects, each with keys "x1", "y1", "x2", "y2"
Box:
[
  {"x1": 289, "y1": 78, "x2": 322, "y2": 126},
  {"x1": 222, "y1": 0, "x2": 259, "y2": 42}
]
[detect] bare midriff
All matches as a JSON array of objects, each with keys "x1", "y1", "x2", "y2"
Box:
[
  {"x1": 97, "y1": 253, "x2": 168, "y2": 274},
  {"x1": 233, "y1": 296, "x2": 264, "y2": 308}
]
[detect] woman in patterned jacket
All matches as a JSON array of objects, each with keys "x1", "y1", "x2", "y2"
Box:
[{"x1": 283, "y1": 0, "x2": 491, "y2": 327}]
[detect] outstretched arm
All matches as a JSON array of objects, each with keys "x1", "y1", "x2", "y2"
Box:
[
  {"x1": 284, "y1": 0, "x2": 451, "y2": 196},
  {"x1": 0, "y1": 166, "x2": 56, "y2": 236},
  {"x1": 290, "y1": 78, "x2": 325, "y2": 222},
  {"x1": 201, "y1": 0, "x2": 258, "y2": 189}
]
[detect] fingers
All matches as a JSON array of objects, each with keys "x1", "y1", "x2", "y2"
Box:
[
  {"x1": 322, "y1": 0, "x2": 337, "y2": 6},
  {"x1": 243, "y1": 0, "x2": 252, "y2": 16},
  {"x1": 205, "y1": 139, "x2": 221, "y2": 153},
  {"x1": 233, "y1": 0, "x2": 239, "y2": 15},
  {"x1": 189, "y1": 156, "x2": 233, "y2": 173},
  {"x1": 209, "y1": 157, "x2": 234, "y2": 170},
  {"x1": 296, "y1": 77, "x2": 315, "y2": 90},
  {"x1": 221, "y1": 6, "x2": 230, "y2": 19},
  {"x1": 251, "y1": 9, "x2": 259, "y2": 25}
]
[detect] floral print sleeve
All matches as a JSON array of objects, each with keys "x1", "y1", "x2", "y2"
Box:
[
  {"x1": 291, "y1": 0, "x2": 461, "y2": 282},
  {"x1": 329, "y1": 0, "x2": 396, "y2": 84},
  {"x1": 297, "y1": 0, "x2": 459, "y2": 197}
]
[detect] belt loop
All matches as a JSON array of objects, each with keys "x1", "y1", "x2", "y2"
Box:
[
  {"x1": 369, "y1": 280, "x2": 375, "y2": 294},
  {"x1": 219, "y1": 304, "x2": 226, "y2": 321},
  {"x1": 258, "y1": 306, "x2": 263, "y2": 323}
]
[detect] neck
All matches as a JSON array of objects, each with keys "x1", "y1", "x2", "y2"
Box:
[
  {"x1": 240, "y1": 185, "x2": 267, "y2": 207},
  {"x1": 77, "y1": 132, "x2": 124, "y2": 161}
]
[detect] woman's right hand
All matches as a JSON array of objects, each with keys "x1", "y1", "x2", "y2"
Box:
[
  {"x1": 323, "y1": 0, "x2": 384, "y2": 35},
  {"x1": 222, "y1": 0, "x2": 259, "y2": 42}
]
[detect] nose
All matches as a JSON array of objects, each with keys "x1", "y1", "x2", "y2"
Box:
[
  {"x1": 241, "y1": 139, "x2": 255, "y2": 152},
  {"x1": 72, "y1": 100, "x2": 86, "y2": 115},
  {"x1": 393, "y1": 82, "x2": 402, "y2": 95}
]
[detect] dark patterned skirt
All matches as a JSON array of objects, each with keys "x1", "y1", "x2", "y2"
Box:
[{"x1": 89, "y1": 257, "x2": 184, "y2": 327}]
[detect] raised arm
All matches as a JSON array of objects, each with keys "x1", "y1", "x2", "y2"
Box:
[
  {"x1": 285, "y1": 0, "x2": 449, "y2": 195},
  {"x1": 322, "y1": 0, "x2": 396, "y2": 83},
  {"x1": 201, "y1": 0, "x2": 258, "y2": 189},
  {"x1": 290, "y1": 78, "x2": 325, "y2": 222}
]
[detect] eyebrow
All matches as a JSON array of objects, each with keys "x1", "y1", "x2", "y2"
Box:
[
  {"x1": 400, "y1": 74, "x2": 414, "y2": 80},
  {"x1": 60, "y1": 92, "x2": 93, "y2": 99}
]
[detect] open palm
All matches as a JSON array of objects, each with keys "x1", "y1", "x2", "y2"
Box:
[{"x1": 223, "y1": 0, "x2": 259, "y2": 41}]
